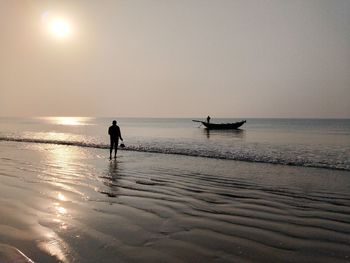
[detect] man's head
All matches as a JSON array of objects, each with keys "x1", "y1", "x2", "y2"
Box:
[{"x1": 112, "y1": 120, "x2": 117, "y2": 125}]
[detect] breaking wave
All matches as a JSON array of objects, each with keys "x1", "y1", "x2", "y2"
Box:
[{"x1": 0, "y1": 136, "x2": 349, "y2": 171}]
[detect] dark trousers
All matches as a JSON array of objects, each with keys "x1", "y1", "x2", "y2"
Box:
[{"x1": 110, "y1": 138, "x2": 119, "y2": 155}]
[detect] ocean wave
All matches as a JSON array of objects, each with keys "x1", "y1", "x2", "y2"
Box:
[{"x1": 0, "y1": 136, "x2": 349, "y2": 171}]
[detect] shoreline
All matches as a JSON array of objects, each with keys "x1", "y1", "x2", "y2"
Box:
[{"x1": 0, "y1": 138, "x2": 348, "y2": 172}]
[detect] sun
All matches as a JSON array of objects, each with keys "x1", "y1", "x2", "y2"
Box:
[
  {"x1": 42, "y1": 12, "x2": 73, "y2": 40},
  {"x1": 49, "y1": 18, "x2": 71, "y2": 38}
]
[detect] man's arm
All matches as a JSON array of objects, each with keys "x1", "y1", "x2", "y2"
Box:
[
  {"x1": 118, "y1": 127, "x2": 123, "y2": 141},
  {"x1": 108, "y1": 127, "x2": 111, "y2": 135}
]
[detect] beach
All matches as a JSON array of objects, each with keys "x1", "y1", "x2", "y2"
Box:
[
  {"x1": 1, "y1": 0, "x2": 349, "y2": 260},
  {"x1": 1, "y1": 0, "x2": 349, "y2": 261},
  {"x1": 1, "y1": 140, "x2": 350, "y2": 262}
]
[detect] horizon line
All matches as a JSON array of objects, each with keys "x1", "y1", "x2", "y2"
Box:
[{"x1": 0, "y1": 116, "x2": 349, "y2": 120}]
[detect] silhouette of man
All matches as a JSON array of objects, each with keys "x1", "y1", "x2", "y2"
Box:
[
  {"x1": 108, "y1": 120, "x2": 123, "y2": 159},
  {"x1": 207, "y1": 116, "x2": 211, "y2": 123}
]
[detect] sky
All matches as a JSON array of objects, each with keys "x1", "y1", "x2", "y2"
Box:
[{"x1": 0, "y1": 0, "x2": 349, "y2": 118}]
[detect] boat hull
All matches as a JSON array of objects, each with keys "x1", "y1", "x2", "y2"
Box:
[{"x1": 200, "y1": 120, "x2": 246, "y2": 130}]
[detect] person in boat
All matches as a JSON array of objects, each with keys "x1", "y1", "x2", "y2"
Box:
[
  {"x1": 207, "y1": 116, "x2": 211, "y2": 123},
  {"x1": 108, "y1": 120, "x2": 123, "y2": 159}
]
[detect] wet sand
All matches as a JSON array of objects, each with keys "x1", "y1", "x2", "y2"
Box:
[{"x1": 0, "y1": 141, "x2": 350, "y2": 262}]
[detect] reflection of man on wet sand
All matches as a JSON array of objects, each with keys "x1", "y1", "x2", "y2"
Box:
[{"x1": 108, "y1": 120, "x2": 123, "y2": 159}]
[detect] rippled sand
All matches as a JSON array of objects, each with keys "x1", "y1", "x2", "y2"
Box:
[{"x1": 0, "y1": 141, "x2": 350, "y2": 262}]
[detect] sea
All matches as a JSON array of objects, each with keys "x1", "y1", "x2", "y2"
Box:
[
  {"x1": 0, "y1": 117, "x2": 349, "y2": 171},
  {"x1": 1, "y1": 117, "x2": 350, "y2": 262}
]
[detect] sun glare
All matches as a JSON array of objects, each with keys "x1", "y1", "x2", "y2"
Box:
[
  {"x1": 42, "y1": 12, "x2": 73, "y2": 40},
  {"x1": 49, "y1": 18, "x2": 71, "y2": 38},
  {"x1": 40, "y1": 117, "x2": 91, "y2": 126},
  {"x1": 54, "y1": 117, "x2": 84, "y2": 126}
]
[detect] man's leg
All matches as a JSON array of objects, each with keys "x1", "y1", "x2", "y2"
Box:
[
  {"x1": 114, "y1": 139, "x2": 119, "y2": 158},
  {"x1": 110, "y1": 139, "x2": 114, "y2": 159}
]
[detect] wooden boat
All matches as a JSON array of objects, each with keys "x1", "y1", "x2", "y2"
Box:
[{"x1": 192, "y1": 120, "x2": 246, "y2": 130}]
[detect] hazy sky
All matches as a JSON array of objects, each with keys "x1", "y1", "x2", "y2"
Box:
[{"x1": 1, "y1": 0, "x2": 349, "y2": 118}]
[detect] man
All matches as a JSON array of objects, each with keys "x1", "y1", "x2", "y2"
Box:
[
  {"x1": 108, "y1": 120, "x2": 123, "y2": 159},
  {"x1": 207, "y1": 116, "x2": 211, "y2": 123}
]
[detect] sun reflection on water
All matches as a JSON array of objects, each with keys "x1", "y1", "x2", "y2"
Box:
[
  {"x1": 47, "y1": 144, "x2": 82, "y2": 172},
  {"x1": 58, "y1": 192, "x2": 67, "y2": 201},
  {"x1": 40, "y1": 116, "x2": 93, "y2": 126},
  {"x1": 38, "y1": 236, "x2": 69, "y2": 263},
  {"x1": 37, "y1": 146, "x2": 79, "y2": 262},
  {"x1": 55, "y1": 204, "x2": 67, "y2": 215}
]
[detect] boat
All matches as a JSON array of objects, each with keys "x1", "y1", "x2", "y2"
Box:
[{"x1": 192, "y1": 120, "x2": 246, "y2": 130}]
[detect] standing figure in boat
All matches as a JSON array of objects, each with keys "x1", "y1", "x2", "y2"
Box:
[{"x1": 207, "y1": 116, "x2": 211, "y2": 123}]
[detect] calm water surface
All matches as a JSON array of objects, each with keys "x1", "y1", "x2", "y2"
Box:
[{"x1": 0, "y1": 117, "x2": 349, "y2": 170}]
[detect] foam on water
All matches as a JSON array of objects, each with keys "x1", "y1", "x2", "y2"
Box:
[{"x1": 0, "y1": 136, "x2": 349, "y2": 171}]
